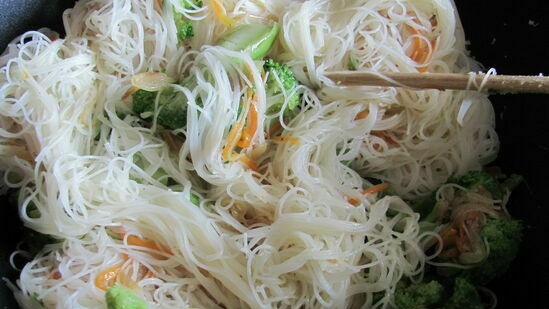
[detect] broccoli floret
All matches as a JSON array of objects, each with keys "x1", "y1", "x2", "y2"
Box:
[
  {"x1": 452, "y1": 170, "x2": 504, "y2": 200},
  {"x1": 175, "y1": 19, "x2": 194, "y2": 41},
  {"x1": 263, "y1": 59, "x2": 300, "y2": 114},
  {"x1": 106, "y1": 284, "x2": 148, "y2": 309},
  {"x1": 173, "y1": 0, "x2": 202, "y2": 41},
  {"x1": 132, "y1": 86, "x2": 187, "y2": 130},
  {"x1": 442, "y1": 277, "x2": 483, "y2": 309},
  {"x1": 462, "y1": 218, "x2": 523, "y2": 285},
  {"x1": 394, "y1": 280, "x2": 445, "y2": 309}
]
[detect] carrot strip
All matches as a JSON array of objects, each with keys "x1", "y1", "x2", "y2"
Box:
[
  {"x1": 237, "y1": 155, "x2": 258, "y2": 171},
  {"x1": 347, "y1": 197, "x2": 361, "y2": 206},
  {"x1": 122, "y1": 87, "x2": 137, "y2": 101},
  {"x1": 237, "y1": 95, "x2": 258, "y2": 149},
  {"x1": 272, "y1": 135, "x2": 300, "y2": 145},
  {"x1": 95, "y1": 263, "x2": 124, "y2": 290},
  {"x1": 267, "y1": 121, "x2": 283, "y2": 138},
  {"x1": 361, "y1": 182, "x2": 389, "y2": 195},
  {"x1": 211, "y1": 0, "x2": 236, "y2": 27},
  {"x1": 154, "y1": 0, "x2": 163, "y2": 12},
  {"x1": 405, "y1": 25, "x2": 434, "y2": 72},
  {"x1": 222, "y1": 97, "x2": 249, "y2": 161},
  {"x1": 347, "y1": 183, "x2": 390, "y2": 206},
  {"x1": 355, "y1": 108, "x2": 369, "y2": 120},
  {"x1": 126, "y1": 234, "x2": 172, "y2": 255},
  {"x1": 223, "y1": 87, "x2": 255, "y2": 160}
]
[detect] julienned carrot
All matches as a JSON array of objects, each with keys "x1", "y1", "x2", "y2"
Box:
[
  {"x1": 237, "y1": 155, "x2": 258, "y2": 171},
  {"x1": 348, "y1": 183, "x2": 389, "y2": 206},
  {"x1": 405, "y1": 25, "x2": 434, "y2": 72},
  {"x1": 237, "y1": 95, "x2": 258, "y2": 149},
  {"x1": 95, "y1": 263, "x2": 124, "y2": 290},
  {"x1": 267, "y1": 121, "x2": 283, "y2": 138},
  {"x1": 126, "y1": 234, "x2": 172, "y2": 255},
  {"x1": 272, "y1": 135, "x2": 300, "y2": 145},
  {"x1": 361, "y1": 182, "x2": 389, "y2": 195},
  {"x1": 154, "y1": 0, "x2": 163, "y2": 11},
  {"x1": 222, "y1": 92, "x2": 251, "y2": 161},
  {"x1": 355, "y1": 108, "x2": 369, "y2": 120},
  {"x1": 211, "y1": 0, "x2": 235, "y2": 27}
]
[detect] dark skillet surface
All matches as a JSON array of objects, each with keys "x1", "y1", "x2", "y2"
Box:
[{"x1": 0, "y1": 0, "x2": 548, "y2": 308}]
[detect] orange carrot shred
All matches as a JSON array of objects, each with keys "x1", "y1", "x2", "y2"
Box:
[
  {"x1": 211, "y1": 0, "x2": 236, "y2": 27},
  {"x1": 355, "y1": 108, "x2": 369, "y2": 120},
  {"x1": 361, "y1": 183, "x2": 389, "y2": 195},
  {"x1": 405, "y1": 24, "x2": 434, "y2": 72},
  {"x1": 267, "y1": 121, "x2": 283, "y2": 138},
  {"x1": 94, "y1": 263, "x2": 124, "y2": 290},
  {"x1": 272, "y1": 135, "x2": 300, "y2": 145},
  {"x1": 237, "y1": 95, "x2": 258, "y2": 149},
  {"x1": 126, "y1": 234, "x2": 172, "y2": 255},
  {"x1": 237, "y1": 155, "x2": 258, "y2": 171}
]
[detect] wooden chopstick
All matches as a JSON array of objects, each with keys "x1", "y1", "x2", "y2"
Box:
[{"x1": 324, "y1": 71, "x2": 549, "y2": 94}]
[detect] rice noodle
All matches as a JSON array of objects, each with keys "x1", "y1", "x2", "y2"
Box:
[{"x1": 0, "y1": 0, "x2": 498, "y2": 308}]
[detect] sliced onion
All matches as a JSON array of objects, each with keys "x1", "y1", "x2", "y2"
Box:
[{"x1": 131, "y1": 72, "x2": 175, "y2": 91}]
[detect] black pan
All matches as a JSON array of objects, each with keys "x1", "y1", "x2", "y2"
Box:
[{"x1": 1, "y1": 0, "x2": 548, "y2": 308}]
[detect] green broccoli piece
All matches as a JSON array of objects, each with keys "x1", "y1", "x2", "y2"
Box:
[
  {"x1": 394, "y1": 280, "x2": 445, "y2": 309},
  {"x1": 174, "y1": 0, "x2": 203, "y2": 41},
  {"x1": 442, "y1": 277, "x2": 483, "y2": 309},
  {"x1": 132, "y1": 86, "x2": 187, "y2": 130},
  {"x1": 106, "y1": 284, "x2": 148, "y2": 309},
  {"x1": 218, "y1": 23, "x2": 280, "y2": 60},
  {"x1": 130, "y1": 153, "x2": 169, "y2": 185},
  {"x1": 462, "y1": 218, "x2": 523, "y2": 285},
  {"x1": 263, "y1": 59, "x2": 300, "y2": 114},
  {"x1": 181, "y1": 0, "x2": 202, "y2": 9},
  {"x1": 189, "y1": 192, "x2": 200, "y2": 206},
  {"x1": 452, "y1": 170, "x2": 504, "y2": 200},
  {"x1": 175, "y1": 19, "x2": 194, "y2": 41}
]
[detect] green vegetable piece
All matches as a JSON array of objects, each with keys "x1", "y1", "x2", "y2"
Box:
[
  {"x1": 174, "y1": 0, "x2": 203, "y2": 41},
  {"x1": 263, "y1": 59, "x2": 300, "y2": 114},
  {"x1": 452, "y1": 170, "x2": 504, "y2": 200},
  {"x1": 181, "y1": 0, "x2": 202, "y2": 9},
  {"x1": 442, "y1": 277, "x2": 483, "y2": 309},
  {"x1": 175, "y1": 18, "x2": 194, "y2": 41},
  {"x1": 462, "y1": 218, "x2": 523, "y2": 285},
  {"x1": 189, "y1": 192, "x2": 200, "y2": 206},
  {"x1": 131, "y1": 154, "x2": 169, "y2": 185},
  {"x1": 132, "y1": 87, "x2": 187, "y2": 130},
  {"x1": 394, "y1": 280, "x2": 445, "y2": 309},
  {"x1": 218, "y1": 23, "x2": 280, "y2": 60},
  {"x1": 106, "y1": 284, "x2": 148, "y2": 309}
]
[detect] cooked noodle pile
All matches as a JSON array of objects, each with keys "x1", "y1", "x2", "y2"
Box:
[{"x1": 0, "y1": 0, "x2": 498, "y2": 308}]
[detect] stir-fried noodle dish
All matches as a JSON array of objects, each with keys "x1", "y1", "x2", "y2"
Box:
[{"x1": 0, "y1": 0, "x2": 524, "y2": 308}]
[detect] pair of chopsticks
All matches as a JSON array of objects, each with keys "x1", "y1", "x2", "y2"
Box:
[{"x1": 325, "y1": 71, "x2": 549, "y2": 94}]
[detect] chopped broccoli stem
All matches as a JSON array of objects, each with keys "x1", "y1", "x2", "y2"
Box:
[
  {"x1": 263, "y1": 59, "x2": 300, "y2": 115},
  {"x1": 106, "y1": 284, "x2": 148, "y2": 309},
  {"x1": 218, "y1": 23, "x2": 280, "y2": 60}
]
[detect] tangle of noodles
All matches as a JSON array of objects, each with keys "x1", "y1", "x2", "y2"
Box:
[{"x1": 0, "y1": 0, "x2": 500, "y2": 308}]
